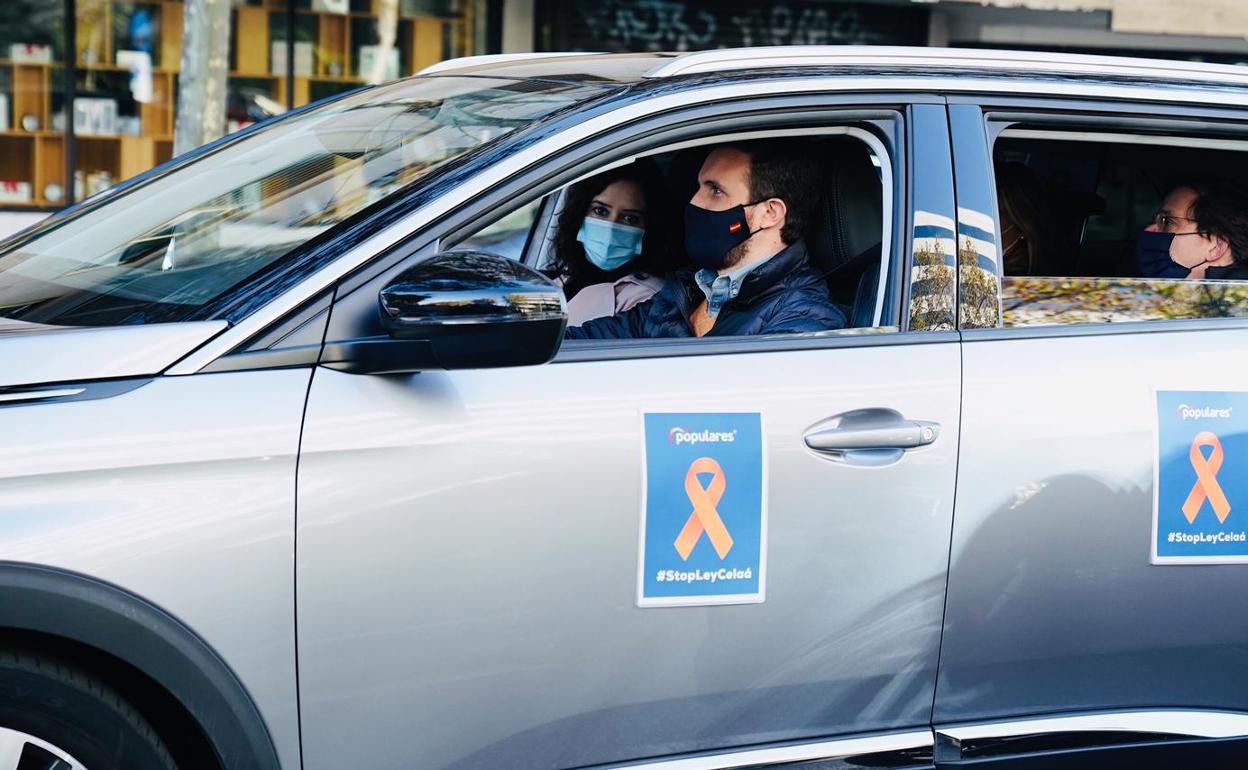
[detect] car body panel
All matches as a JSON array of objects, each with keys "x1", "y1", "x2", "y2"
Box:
[
  {"x1": 935, "y1": 94, "x2": 1248, "y2": 733},
  {"x1": 296, "y1": 341, "x2": 961, "y2": 770},
  {"x1": 0, "y1": 320, "x2": 226, "y2": 388},
  {"x1": 0, "y1": 369, "x2": 311, "y2": 770},
  {"x1": 936, "y1": 327, "x2": 1248, "y2": 724}
]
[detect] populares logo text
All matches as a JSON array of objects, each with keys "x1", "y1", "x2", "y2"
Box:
[
  {"x1": 668, "y1": 427, "x2": 738, "y2": 445},
  {"x1": 1178, "y1": 404, "x2": 1232, "y2": 421}
]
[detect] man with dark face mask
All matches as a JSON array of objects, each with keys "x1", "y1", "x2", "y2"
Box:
[
  {"x1": 1137, "y1": 180, "x2": 1248, "y2": 280},
  {"x1": 565, "y1": 140, "x2": 847, "y2": 339}
]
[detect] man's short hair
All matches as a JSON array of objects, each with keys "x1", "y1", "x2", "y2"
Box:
[
  {"x1": 721, "y1": 140, "x2": 821, "y2": 245},
  {"x1": 1175, "y1": 178, "x2": 1248, "y2": 263}
]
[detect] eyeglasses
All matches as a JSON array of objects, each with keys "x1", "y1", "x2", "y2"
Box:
[{"x1": 1151, "y1": 211, "x2": 1201, "y2": 233}]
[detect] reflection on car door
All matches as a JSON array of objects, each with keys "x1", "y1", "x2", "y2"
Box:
[
  {"x1": 935, "y1": 102, "x2": 1248, "y2": 760},
  {"x1": 294, "y1": 338, "x2": 961, "y2": 769},
  {"x1": 292, "y1": 100, "x2": 966, "y2": 770}
]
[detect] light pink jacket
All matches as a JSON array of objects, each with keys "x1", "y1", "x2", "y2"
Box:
[{"x1": 563, "y1": 274, "x2": 666, "y2": 326}]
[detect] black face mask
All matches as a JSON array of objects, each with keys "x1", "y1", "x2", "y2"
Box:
[
  {"x1": 1136, "y1": 231, "x2": 1189, "y2": 279},
  {"x1": 683, "y1": 202, "x2": 762, "y2": 271}
]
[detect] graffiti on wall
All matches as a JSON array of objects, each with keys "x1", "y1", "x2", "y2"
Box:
[{"x1": 564, "y1": 0, "x2": 928, "y2": 52}]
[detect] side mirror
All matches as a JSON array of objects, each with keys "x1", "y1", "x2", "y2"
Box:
[{"x1": 349, "y1": 250, "x2": 565, "y2": 372}]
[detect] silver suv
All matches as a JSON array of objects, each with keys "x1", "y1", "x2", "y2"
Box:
[{"x1": 2, "y1": 47, "x2": 1248, "y2": 770}]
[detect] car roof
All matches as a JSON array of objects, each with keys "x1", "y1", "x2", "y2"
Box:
[
  {"x1": 417, "y1": 52, "x2": 675, "y2": 83},
  {"x1": 420, "y1": 46, "x2": 1248, "y2": 90}
]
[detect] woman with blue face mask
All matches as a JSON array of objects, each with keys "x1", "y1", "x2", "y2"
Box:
[{"x1": 549, "y1": 160, "x2": 675, "y2": 325}]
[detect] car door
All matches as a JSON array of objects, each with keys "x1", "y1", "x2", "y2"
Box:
[
  {"x1": 935, "y1": 98, "x2": 1248, "y2": 766},
  {"x1": 294, "y1": 97, "x2": 963, "y2": 770}
]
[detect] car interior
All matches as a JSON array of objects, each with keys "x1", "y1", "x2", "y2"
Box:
[
  {"x1": 995, "y1": 129, "x2": 1248, "y2": 279},
  {"x1": 990, "y1": 128, "x2": 1248, "y2": 327},
  {"x1": 455, "y1": 130, "x2": 890, "y2": 332}
]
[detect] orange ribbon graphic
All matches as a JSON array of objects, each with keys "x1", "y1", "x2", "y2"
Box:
[
  {"x1": 673, "y1": 457, "x2": 734, "y2": 560},
  {"x1": 1182, "y1": 431, "x2": 1232, "y2": 524}
]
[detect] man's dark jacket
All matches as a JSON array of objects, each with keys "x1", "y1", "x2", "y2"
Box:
[
  {"x1": 1205, "y1": 263, "x2": 1248, "y2": 280},
  {"x1": 565, "y1": 240, "x2": 846, "y2": 339}
]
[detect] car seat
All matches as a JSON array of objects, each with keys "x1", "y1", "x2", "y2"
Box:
[
  {"x1": 804, "y1": 136, "x2": 885, "y2": 327},
  {"x1": 665, "y1": 146, "x2": 711, "y2": 265}
]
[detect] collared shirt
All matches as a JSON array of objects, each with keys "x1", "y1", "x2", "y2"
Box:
[{"x1": 694, "y1": 255, "x2": 776, "y2": 318}]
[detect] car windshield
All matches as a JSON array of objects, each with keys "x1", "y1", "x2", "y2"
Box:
[{"x1": 0, "y1": 75, "x2": 610, "y2": 327}]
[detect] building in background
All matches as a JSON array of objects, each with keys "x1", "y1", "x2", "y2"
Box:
[
  {"x1": 532, "y1": 0, "x2": 930, "y2": 50},
  {"x1": 518, "y1": 0, "x2": 1248, "y2": 62},
  {"x1": 0, "y1": 0, "x2": 486, "y2": 220},
  {"x1": 4, "y1": 0, "x2": 1248, "y2": 234}
]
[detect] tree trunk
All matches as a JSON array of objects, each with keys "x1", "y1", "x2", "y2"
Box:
[
  {"x1": 174, "y1": 0, "x2": 231, "y2": 156},
  {"x1": 368, "y1": 0, "x2": 400, "y2": 84}
]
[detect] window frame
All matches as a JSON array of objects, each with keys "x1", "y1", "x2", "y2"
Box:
[
  {"x1": 948, "y1": 94, "x2": 1248, "y2": 341},
  {"x1": 441, "y1": 121, "x2": 902, "y2": 340},
  {"x1": 463, "y1": 123, "x2": 897, "y2": 326},
  {"x1": 313, "y1": 92, "x2": 959, "y2": 367}
]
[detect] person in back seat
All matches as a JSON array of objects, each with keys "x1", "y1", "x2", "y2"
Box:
[
  {"x1": 1138, "y1": 179, "x2": 1248, "y2": 280},
  {"x1": 565, "y1": 140, "x2": 847, "y2": 339},
  {"x1": 996, "y1": 161, "x2": 1064, "y2": 276}
]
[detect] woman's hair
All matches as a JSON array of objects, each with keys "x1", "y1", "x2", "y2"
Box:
[
  {"x1": 550, "y1": 158, "x2": 675, "y2": 299},
  {"x1": 996, "y1": 161, "x2": 1064, "y2": 276}
]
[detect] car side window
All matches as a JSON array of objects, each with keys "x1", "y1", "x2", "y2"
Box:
[
  {"x1": 989, "y1": 127, "x2": 1248, "y2": 328},
  {"x1": 449, "y1": 127, "x2": 897, "y2": 341},
  {"x1": 453, "y1": 198, "x2": 544, "y2": 262}
]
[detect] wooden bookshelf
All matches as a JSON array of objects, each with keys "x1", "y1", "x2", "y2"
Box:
[
  {"x1": 34, "y1": 135, "x2": 64, "y2": 203},
  {"x1": 236, "y1": 6, "x2": 271, "y2": 75},
  {"x1": 0, "y1": 0, "x2": 474, "y2": 210},
  {"x1": 0, "y1": 59, "x2": 54, "y2": 206}
]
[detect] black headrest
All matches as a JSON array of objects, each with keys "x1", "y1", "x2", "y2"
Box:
[
  {"x1": 666, "y1": 147, "x2": 711, "y2": 262},
  {"x1": 668, "y1": 146, "x2": 710, "y2": 207},
  {"x1": 806, "y1": 137, "x2": 884, "y2": 276}
]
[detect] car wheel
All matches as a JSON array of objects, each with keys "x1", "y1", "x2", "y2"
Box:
[{"x1": 0, "y1": 648, "x2": 176, "y2": 770}]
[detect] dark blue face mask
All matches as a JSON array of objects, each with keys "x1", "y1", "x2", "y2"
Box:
[
  {"x1": 1136, "y1": 231, "x2": 1190, "y2": 279},
  {"x1": 683, "y1": 202, "x2": 761, "y2": 271}
]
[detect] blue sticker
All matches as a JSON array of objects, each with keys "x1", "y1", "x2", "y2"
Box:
[
  {"x1": 1154, "y1": 390, "x2": 1248, "y2": 564},
  {"x1": 638, "y1": 412, "x2": 766, "y2": 606}
]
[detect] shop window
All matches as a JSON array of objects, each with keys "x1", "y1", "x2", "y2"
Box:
[
  {"x1": 0, "y1": 0, "x2": 65, "y2": 209},
  {"x1": 0, "y1": 0, "x2": 482, "y2": 215}
]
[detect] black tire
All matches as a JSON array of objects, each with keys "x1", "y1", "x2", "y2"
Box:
[{"x1": 0, "y1": 648, "x2": 176, "y2": 770}]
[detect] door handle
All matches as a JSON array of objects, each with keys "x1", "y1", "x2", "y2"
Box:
[{"x1": 803, "y1": 408, "x2": 939, "y2": 466}]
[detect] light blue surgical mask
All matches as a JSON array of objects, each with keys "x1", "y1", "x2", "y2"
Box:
[{"x1": 577, "y1": 218, "x2": 644, "y2": 271}]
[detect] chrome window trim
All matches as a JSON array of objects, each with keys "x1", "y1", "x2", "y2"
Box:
[
  {"x1": 846, "y1": 126, "x2": 892, "y2": 329},
  {"x1": 165, "y1": 75, "x2": 1248, "y2": 375},
  {"x1": 0, "y1": 378, "x2": 151, "y2": 408},
  {"x1": 965, "y1": 317, "x2": 1248, "y2": 342},
  {"x1": 938, "y1": 709, "x2": 1248, "y2": 742},
  {"x1": 1000, "y1": 128, "x2": 1248, "y2": 152},
  {"x1": 593, "y1": 729, "x2": 933, "y2": 769},
  {"x1": 556, "y1": 329, "x2": 955, "y2": 364},
  {"x1": 0, "y1": 387, "x2": 85, "y2": 403}
]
